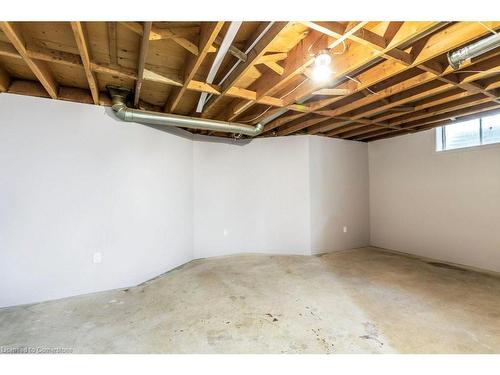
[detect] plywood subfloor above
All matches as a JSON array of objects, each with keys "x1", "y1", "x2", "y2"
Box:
[{"x1": 0, "y1": 21, "x2": 499, "y2": 141}]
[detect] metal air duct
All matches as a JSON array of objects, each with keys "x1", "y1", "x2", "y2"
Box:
[
  {"x1": 448, "y1": 32, "x2": 500, "y2": 69},
  {"x1": 108, "y1": 87, "x2": 264, "y2": 137}
]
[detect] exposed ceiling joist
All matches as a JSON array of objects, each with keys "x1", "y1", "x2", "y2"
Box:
[
  {"x1": 165, "y1": 22, "x2": 224, "y2": 113},
  {"x1": 221, "y1": 22, "x2": 369, "y2": 122},
  {"x1": 107, "y1": 22, "x2": 118, "y2": 65},
  {"x1": 0, "y1": 65, "x2": 10, "y2": 91},
  {"x1": 119, "y1": 21, "x2": 199, "y2": 55},
  {"x1": 1, "y1": 21, "x2": 499, "y2": 142},
  {"x1": 0, "y1": 21, "x2": 58, "y2": 99},
  {"x1": 274, "y1": 22, "x2": 500, "y2": 137},
  {"x1": 70, "y1": 21, "x2": 100, "y2": 104},
  {"x1": 273, "y1": 22, "x2": 442, "y2": 125},
  {"x1": 201, "y1": 22, "x2": 291, "y2": 117}
]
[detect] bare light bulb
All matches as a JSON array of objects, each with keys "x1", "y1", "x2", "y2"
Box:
[{"x1": 312, "y1": 50, "x2": 332, "y2": 82}]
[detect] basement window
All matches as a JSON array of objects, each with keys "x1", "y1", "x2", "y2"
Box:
[{"x1": 436, "y1": 113, "x2": 500, "y2": 151}]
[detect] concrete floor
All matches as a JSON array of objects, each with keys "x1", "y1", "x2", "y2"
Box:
[{"x1": 1, "y1": 247, "x2": 500, "y2": 354}]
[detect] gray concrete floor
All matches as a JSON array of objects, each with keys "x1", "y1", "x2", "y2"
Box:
[{"x1": 1, "y1": 247, "x2": 500, "y2": 353}]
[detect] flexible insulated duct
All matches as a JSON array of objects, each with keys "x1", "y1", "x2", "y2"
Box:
[
  {"x1": 448, "y1": 32, "x2": 500, "y2": 69},
  {"x1": 108, "y1": 87, "x2": 264, "y2": 137}
]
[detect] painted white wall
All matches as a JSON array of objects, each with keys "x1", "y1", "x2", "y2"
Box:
[
  {"x1": 309, "y1": 136, "x2": 370, "y2": 254},
  {"x1": 193, "y1": 135, "x2": 311, "y2": 258},
  {"x1": 0, "y1": 94, "x2": 373, "y2": 307},
  {"x1": 0, "y1": 94, "x2": 194, "y2": 307},
  {"x1": 369, "y1": 129, "x2": 500, "y2": 273}
]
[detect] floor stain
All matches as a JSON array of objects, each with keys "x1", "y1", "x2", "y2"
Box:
[{"x1": 1, "y1": 247, "x2": 500, "y2": 353}]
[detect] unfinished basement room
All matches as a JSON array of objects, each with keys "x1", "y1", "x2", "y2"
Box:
[{"x1": 1, "y1": 2, "x2": 500, "y2": 369}]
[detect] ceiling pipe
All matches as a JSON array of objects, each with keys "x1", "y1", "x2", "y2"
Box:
[
  {"x1": 108, "y1": 87, "x2": 264, "y2": 137},
  {"x1": 198, "y1": 22, "x2": 276, "y2": 113},
  {"x1": 196, "y1": 21, "x2": 243, "y2": 113},
  {"x1": 448, "y1": 32, "x2": 500, "y2": 69}
]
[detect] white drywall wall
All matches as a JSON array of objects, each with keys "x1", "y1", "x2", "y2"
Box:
[
  {"x1": 0, "y1": 94, "x2": 194, "y2": 307},
  {"x1": 309, "y1": 136, "x2": 370, "y2": 254},
  {"x1": 193, "y1": 135, "x2": 311, "y2": 258},
  {"x1": 0, "y1": 94, "x2": 373, "y2": 307},
  {"x1": 369, "y1": 129, "x2": 500, "y2": 273}
]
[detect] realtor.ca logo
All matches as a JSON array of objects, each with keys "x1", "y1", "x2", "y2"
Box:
[{"x1": 0, "y1": 346, "x2": 73, "y2": 354}]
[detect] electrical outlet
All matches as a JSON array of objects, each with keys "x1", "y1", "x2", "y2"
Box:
[
  {"x1": 93, "y1": 252, "x2": 102, "y2": 264},
  {"x1": 343, "y1": 226, "x2": 348, "y2": 233}
]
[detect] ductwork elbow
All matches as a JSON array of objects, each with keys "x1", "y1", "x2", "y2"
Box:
[
  {"x1": 111, "y1": 102, "x2": 128, "y2": 121},
  {"x1": 107, "y1": 86, "x2": 264, "y2": 138},
  {"x1": 249, "y1": 123, "x2": 264, "y2": 136},
  {"x1": 110, "y1": 88, "x2": 130, "y2": 121}
]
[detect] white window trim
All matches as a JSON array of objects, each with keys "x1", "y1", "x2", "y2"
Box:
[{"x1": 434, "y1": 115, "x2": 500, "y2": 154}]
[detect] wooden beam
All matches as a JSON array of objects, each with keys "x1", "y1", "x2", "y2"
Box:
[
  {"x1": 312, "y1": 88, "x2": 353, "y2": 96},
  {"x1": 120, "y1": 22, "x2": 144, "y2": 35},
  {"x1": 276, "y1": 116, "x2": 330, "y2": 136},
  {"x1": 263, "y1": 61, "x2": 284, "y2": 75},
  {"x1": 0, "y1": 22, "x2": 58, "y2": 98},
  {"x1": 274, "y1": 22, "x2": 499, "y2": 136},
  {"x1": 119, "y1": 21, "x2": 199, "y2": 55},
  {"x1": 6, "y1": 79, "x2": 112, "y2": 106},
  {"x1": 134, "y1": 22, "x2": 152, "y2": 107},
  {"x1": 384, "y1": 94, "x2": 495, "y2": 127},
  {"x1": 357, "y1": 101, "x2": 500, "y2": 141},
  {"x1": 372, "y1": 65, "x2": 500, "y2": 125},
  {"x1": 281, "y1": 22, "x2": 441, "y2": 108},
  {"x1": 0, "y1": 41, "x2": 22, "y2": 59},
  {"x1": 70, "y1": 22, "x2": 99, "y2": 104},
  {"x1": 7, "y1": 79, "x2": 49, "y2": 98},
  {"x1": 0, "y1": 65, "x2": 10, "y2": 91},
  {"x1": 165, "y1": 22, "x2": 224, "y2": 113},
  {"x1": 321, "y1": 55, "x2": 500, "y2": 128},
  {"x1": 315, "y1": 72, "x2": 441, "y2": 117},
  {"x1": 360, "y1": 106, "x2": 500, "y2": 142},
  {"x1": 326, "y1": 123, "x2": 373, "y2": 137},
  {"x1": 27, "y1": 44, "x2": 82, "y2": 67},
  {"x1": 213, "y1": 35, "x2": 247, "y2": 61},
  {"x1": 258, "y1": 52, "x2": 287, "y2": 63},
  {"x1": 187, "y1": 80, "x2": 220, "y2": 95},
  {"x1": 305, "y1": 21, "x2": 414, "y2": 66},
  {"x1": 338, "y1": 78, "x2": 500, "y2": 140},
  {"x1": 307, "y1": 119, "x2": 354, "y2": 135},
  {"x1": 244, "y1": 22, "x2": 439, "y2": 128},
  {"x1": 143, "y1": 67, "x2": 182, "y2": 86},
  {"x1": 201, "y1": 22, "x2": 290, "y2": 117},
  {"x1": 0, "y1": 40, "x2": 286, "y2": 108},
  {"x1": 225, "y1": 22, "x2": 369, "y2": 121},
  {"x1": 107, "y1": 22, "x2": 118, "y2": 65}
]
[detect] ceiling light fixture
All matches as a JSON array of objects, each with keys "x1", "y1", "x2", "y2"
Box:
[{"x1": 312, "y1": 49, "x2": 332, "y2": 82}]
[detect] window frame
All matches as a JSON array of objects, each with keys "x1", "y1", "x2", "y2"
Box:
[{"x1": 435, "y1": 114, "x2": 500, "y2": 153}]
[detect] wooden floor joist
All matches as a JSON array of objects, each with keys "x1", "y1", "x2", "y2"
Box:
[
  {"x1": 0, "y1": 21, "x2": 498, "y2": 141},
  {"x1": 0, "y1": 66, "x2": 10, "y2": 91},
  {"x1": 201, "y1": 22, "x2": 291, "y2": 117},
  {"x1": 165, "y1": 22, "x2": 224, "y2": 113},
  {"x1": 0, "y1": 22, "x2": 58, "y2": 99},
  {"x1": 70, "y1": 22, "x2": 100, "y2": 104}
]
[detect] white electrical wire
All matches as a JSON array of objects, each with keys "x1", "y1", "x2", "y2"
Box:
[
  {"x1": 237, "y1": 34, "x2": 351, "y2": 124},
  {"x1": 241, "y1": 77, "x2": 311, "y2": 123},
  {"x1": 478, "y1": 22, "x2": 498, "y2": 35},
  {"x1": 345, "y1": 74, "x2": 378, "y2": 95},
  {"x1": 241, "y1": 39, "x2": 348, "y2": 124},
  {"x1": 454, "y1": 70, "x2": 500, "y2": 73}
]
